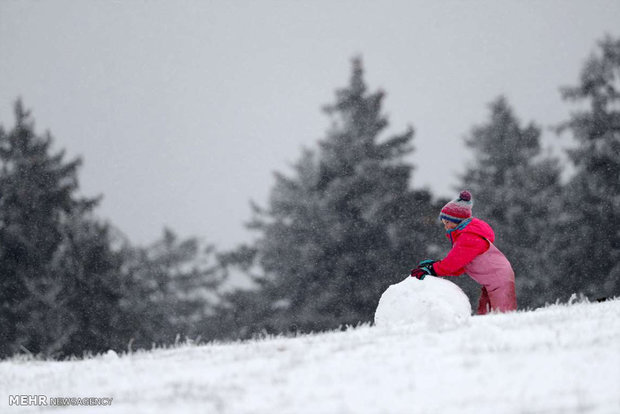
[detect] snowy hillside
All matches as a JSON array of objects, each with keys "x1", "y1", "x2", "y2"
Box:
[{"x1": 2, "y1": 298, "x2": 619, "y2": 414}]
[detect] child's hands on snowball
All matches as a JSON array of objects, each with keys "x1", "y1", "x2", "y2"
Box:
[
  {"x1": 418, "y1": 260, "x2": 437, "y2": 276},
  {"x1": 410, "y1": 259, "x2": 437, "y2": 279},
  {"x1": 410, "y1": 268, "x2": 431, "y2": 280}
]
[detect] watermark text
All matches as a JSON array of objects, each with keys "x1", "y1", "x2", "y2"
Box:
[{"x1": 9, "y1": 394, "x2": 113, "y2": 407}]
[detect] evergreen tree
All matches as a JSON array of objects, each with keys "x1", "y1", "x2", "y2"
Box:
[
  {"x1": 0, "y1": 100, "x2": 125, "y2": 357},
  {"x1": 460, "y1": 96, "x2": 562, "y2": 308},
  {"x1": 553, "y1": 36, "x2": 620, "y2": 300},
  {"x1": 53, "y1": 218, "x2": 127, "y2": 355},
  {"x1": 120, "y1": 228, "x2": 223, "y2": 348},
  {"x1": 235, "y1": 58, "x2": 436, "y2": 334},
  {"x1": 0, "y1": 100, "x2": 227, "y2": 357}
]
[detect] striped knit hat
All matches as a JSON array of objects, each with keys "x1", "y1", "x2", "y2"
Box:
[{"x1": 439, "y1": 190, "x2": 473, "y2": 223}]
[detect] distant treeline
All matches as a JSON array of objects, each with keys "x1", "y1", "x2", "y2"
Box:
[{"x1": 1, "y1": 36, "x2": 618, "y2": 359}]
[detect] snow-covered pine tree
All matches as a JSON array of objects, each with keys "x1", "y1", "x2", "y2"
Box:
[
  {"x1": 120, "y1": 228, "x2": 223, "y2": 348},
  {"x1": 0, "y1": 100, "x2": 126, "y2": 357},
  {"x1": 243, "y1": 58, "x2": 436, "y2": 333},
  {"x1": 552, "y1": 36, "x2": 620, "y2": 301},
  {"x1": 460, "y1": 96, "x2": 562, "y2": 308}
]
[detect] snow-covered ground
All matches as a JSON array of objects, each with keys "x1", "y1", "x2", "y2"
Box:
[{"x1": 2, "y1": 298, "x2": 619, "y2": 414}]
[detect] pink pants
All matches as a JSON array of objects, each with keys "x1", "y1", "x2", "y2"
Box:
[
  {"x1": 466, "y1": 242, "x2": 517, "y2": 315},
  {"x1": 476, "y1": 282, "x2": 517, "y2": 315}
]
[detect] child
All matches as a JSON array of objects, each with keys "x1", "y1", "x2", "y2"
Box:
[{"x1": 410, "y1": 190, "x2": 517, "y2": 315}]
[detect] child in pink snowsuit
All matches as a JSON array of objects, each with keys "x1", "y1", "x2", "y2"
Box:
[{"x1": 410, "y1": 191, "x2": 517, "y2": 315}]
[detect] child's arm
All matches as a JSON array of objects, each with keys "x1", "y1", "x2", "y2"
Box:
[{"x1": 433, "y1": 233, "x2": 489, "y2": 276}]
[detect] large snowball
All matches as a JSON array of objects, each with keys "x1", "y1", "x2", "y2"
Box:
[{"x1": 374, "y1": 276, "x2": 471, "y2": 331}]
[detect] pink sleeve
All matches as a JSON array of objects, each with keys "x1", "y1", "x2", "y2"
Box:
[{"x1": 433, "y1": 233, "x2": 489, "y2": 276}]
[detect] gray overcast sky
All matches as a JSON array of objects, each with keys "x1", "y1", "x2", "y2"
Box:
[{"x1": 1, "y1": 0, "x2": 619, "y2": 249}]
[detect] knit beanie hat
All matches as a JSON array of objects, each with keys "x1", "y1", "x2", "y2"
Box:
[{"x1": 439, "y1": 190, "x2": 473, "y2": 223}]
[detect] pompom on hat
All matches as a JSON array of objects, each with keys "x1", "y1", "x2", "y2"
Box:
[{"x1": 439, "y1": 190, "x2": 473, "y2": 223}]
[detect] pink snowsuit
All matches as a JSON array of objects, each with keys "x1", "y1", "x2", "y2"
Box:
[{"x1": 433, "y1": 218, "x2": 517, "y2": 315}]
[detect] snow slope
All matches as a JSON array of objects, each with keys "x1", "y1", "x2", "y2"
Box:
[{"x1": 2, "y1": 299, "x2": 619, "y2": 414}]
